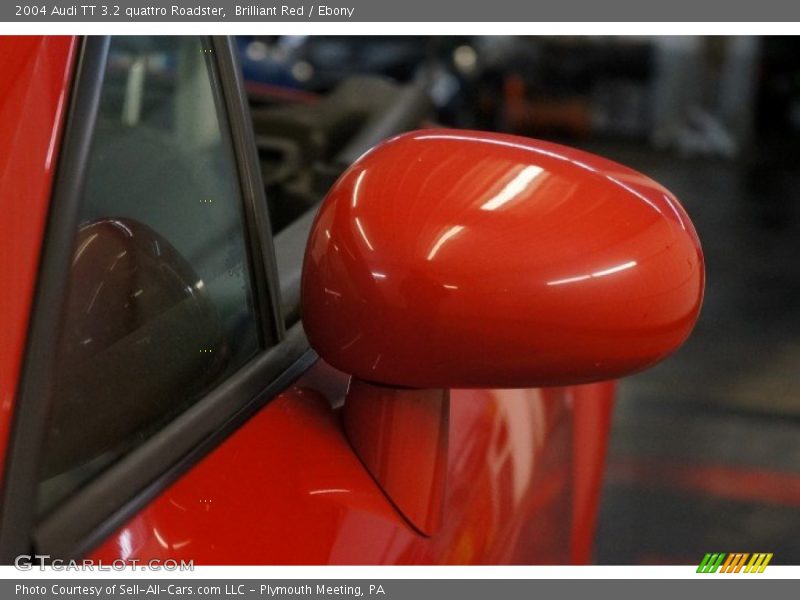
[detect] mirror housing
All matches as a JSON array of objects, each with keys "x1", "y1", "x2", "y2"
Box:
[{"x1": 302, "y1": 130, "x2": 704, "y2": 388}]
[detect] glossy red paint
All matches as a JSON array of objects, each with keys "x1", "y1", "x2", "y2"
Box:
[
  {"x1": 302, "y1": 129, "x2": 704, "y2": 389},
  {"x1": 0, "y1": 36, "x2": 77, "y2": 477},
  {"x1": 570, "y1": 381, "x2": 615, "y2": 564},
  {"x1": 343, "y1": 381, "x2": 449, "y2": 535},
  {"x1": 90, "y1": 362, "x2": 587, "y2": 564}
]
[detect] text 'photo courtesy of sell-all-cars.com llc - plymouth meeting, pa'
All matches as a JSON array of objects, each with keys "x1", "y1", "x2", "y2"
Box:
[{"x1": 0, "y1": 35, "x2": 703, "y2": 564}]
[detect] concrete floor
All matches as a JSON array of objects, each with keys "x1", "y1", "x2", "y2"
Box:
[{"x1": 580, "y1": 139, "x2": 800, "y2": 564}]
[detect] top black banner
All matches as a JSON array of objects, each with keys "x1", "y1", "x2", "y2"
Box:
[{"x1": 3, "y1": 0, "x2": 800, "y2": 22}]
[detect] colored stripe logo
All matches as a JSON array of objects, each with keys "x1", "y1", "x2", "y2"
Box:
[{"x1": 697, "y1": 553, "x2": 773, "y2": 573}]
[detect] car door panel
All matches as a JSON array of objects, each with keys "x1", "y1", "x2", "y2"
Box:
[{"x1": 89, "y1": 360, "x2": 596, "y2": 564}]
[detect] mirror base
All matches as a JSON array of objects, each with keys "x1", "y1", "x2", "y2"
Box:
[{"x1": 342, "y1": 379, "x2": 449, "y2": 536}]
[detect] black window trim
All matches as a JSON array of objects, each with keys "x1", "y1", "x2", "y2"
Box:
[
  {"x1": 213, "y1": 35, "x2": 285, "y2": 346},
  {"x1": 0, "y1": 35, "x2": 316, "y2": 562}
]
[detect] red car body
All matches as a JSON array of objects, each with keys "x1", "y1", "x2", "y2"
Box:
[{"x1": 0, "y1": 36, "x2": 701, "y2": 565}]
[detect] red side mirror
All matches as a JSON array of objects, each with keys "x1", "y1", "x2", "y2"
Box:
[{"x1": 302, "y1": 129, "x2": 704, "y2": 389}]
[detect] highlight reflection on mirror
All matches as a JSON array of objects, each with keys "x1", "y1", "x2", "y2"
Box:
[
  {"x1": 413, "y1": 132, "x2": 687, "y2": 227},
  {"x1": 480, "y1": 165, "x2": 545, "y2": 211},
  {"x1": 547, "y1": 260, "x2": 638, "y2": 287},
  {"x1": 427, "y1": 225, "x2": 466, "y2": 261}
]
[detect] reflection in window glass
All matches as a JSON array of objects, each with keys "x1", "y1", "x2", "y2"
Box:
[{"x1": 38, "y1": 37, "x2": 260, "y2": 515}]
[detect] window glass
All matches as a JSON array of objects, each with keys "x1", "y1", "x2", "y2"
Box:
[{"x1": 38, "y1": 36, "x2": 260, "y2": 514}]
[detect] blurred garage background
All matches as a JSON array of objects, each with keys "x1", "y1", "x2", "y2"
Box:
[{"x1": 234, "y1": 35, "x2": 800, "y2": 564}]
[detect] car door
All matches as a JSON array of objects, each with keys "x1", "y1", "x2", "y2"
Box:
[{"x1": 0, "y1": 35, "x2": 611, "y2": 565}]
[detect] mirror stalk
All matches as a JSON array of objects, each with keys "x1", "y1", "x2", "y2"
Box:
[{"x1": 343, "y1": 380, "x2": 449, "y2": 536}]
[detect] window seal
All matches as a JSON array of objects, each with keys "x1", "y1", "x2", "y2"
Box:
[{"x1": 211, "y1": 35, "x2": 286, "y2": 343}]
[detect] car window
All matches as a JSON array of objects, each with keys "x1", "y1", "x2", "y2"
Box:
[{"x1": 37, "y1": 36, "x2": 260, "y2": 515}]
